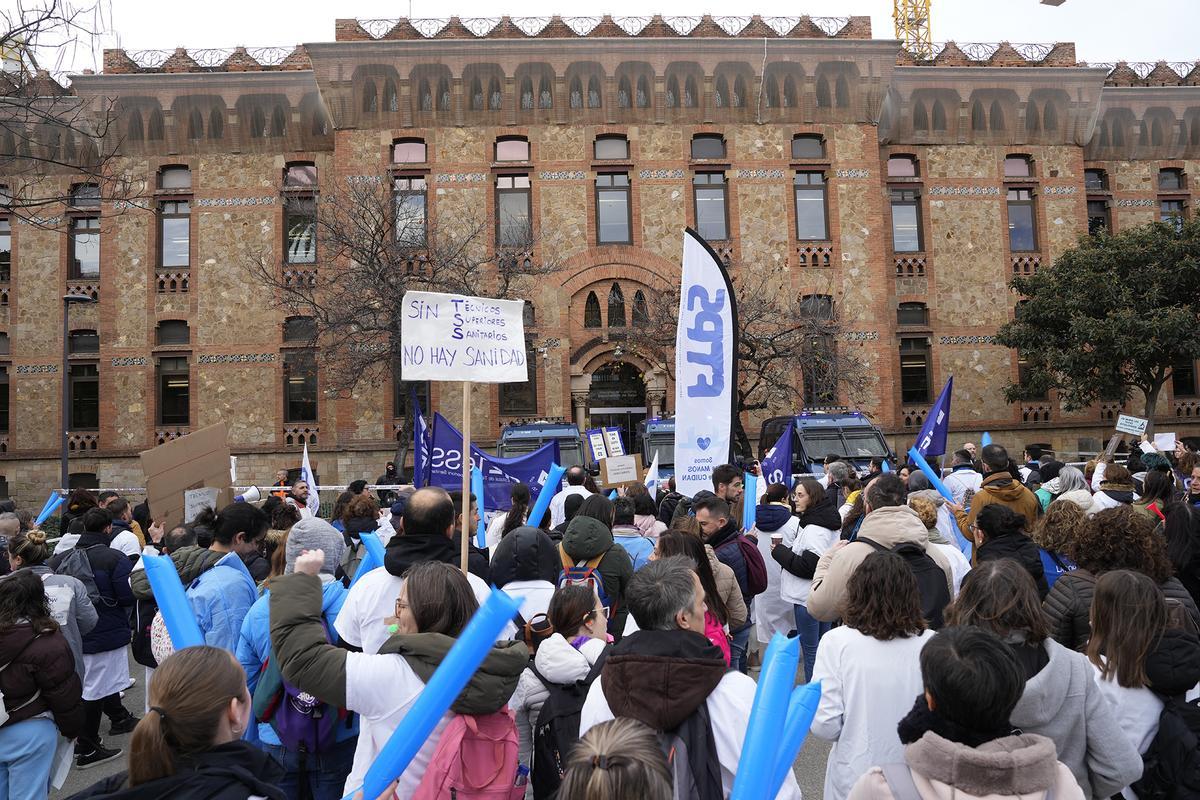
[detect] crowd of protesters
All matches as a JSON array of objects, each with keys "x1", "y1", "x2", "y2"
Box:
[{"x1": 0, "y1": 433, "x2": 1199, "y2": 800}]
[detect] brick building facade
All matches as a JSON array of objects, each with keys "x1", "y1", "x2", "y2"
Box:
[{"x1": 1, "y1": 15, "x2": 1199, "y2": 500}]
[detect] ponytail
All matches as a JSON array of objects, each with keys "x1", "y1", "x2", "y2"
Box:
[
  {"x1": 502, "y1": 483, "x2": 532, "y2": 537},
  {"x1": 128, "y1": 646, "x2": 248, "y2": 786},
  {"x1": 9, "y1": 529, "x2": 50, "y2": 565}
]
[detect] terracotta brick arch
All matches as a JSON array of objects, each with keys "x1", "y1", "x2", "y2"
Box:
[{"x1": 558, "y1": 247, "x2": 678, "y2": 298}]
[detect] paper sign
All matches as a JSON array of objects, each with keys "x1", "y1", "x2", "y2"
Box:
[
  {"x1": 1140, "y1": 441, "x2": 1157, "y2": 455},
  {"x1": 1155, "y1": 432, "x2": 1177, "y2": 451},
  {"x1": 400, "y1": 291, "x2": 527, "y2": 383},
  {"x1": 184, "y1": 487, "x2": 219, "y2": 522},
  {"x1": 603, "y1": 427, "x2": 626, "y2": 457},
  {"x1": 1115, "y1": 414, "x2": 1149, "y2": 435},
  {"x1": 585, "y1": 429, "x2": 608, "y2": 462},
  {"x1": 600, "y1": 454, "x2": 644, "y2": 489}
]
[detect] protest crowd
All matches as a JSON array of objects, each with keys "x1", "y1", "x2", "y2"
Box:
[{"x1": 1, "y1": 431, "x2": 1200, "y2": 800}]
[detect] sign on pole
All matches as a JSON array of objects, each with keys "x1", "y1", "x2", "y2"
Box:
[
  {"x1": 1115, "y1": 414, "x2": 1149, "y2": 436},
  {"x1": 673, "y1": 229, "x2": 738, "y2": 498},
  {"x1": 401, "y1": 291, "x2": 527, "y2": 571}
]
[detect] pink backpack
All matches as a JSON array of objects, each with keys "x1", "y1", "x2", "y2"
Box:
[
  {"x1": 704, "y1": 611, "x2": 731, "y2": 666},
  {"x1": 412, "y1": 707, "x2": 526, "y2": 800}
]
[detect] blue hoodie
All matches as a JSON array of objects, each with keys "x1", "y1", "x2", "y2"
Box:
[
  {"x1": 753, "y1": 504, "x2": 793, "y2": 533},
  {"x1": 187, "y1": 550, "x2": 258, "y2": 652},
  {"x1": 237, "y1": 577, "x2": 356, "y2": 746}
]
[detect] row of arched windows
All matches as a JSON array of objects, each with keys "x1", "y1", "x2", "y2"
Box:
[{"x1": 582, "y1": 283, "x2": 650, "y2": 328}]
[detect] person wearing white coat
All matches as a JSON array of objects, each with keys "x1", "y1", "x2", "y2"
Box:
[
  {"x1": 751, "y1": 485, "x2": 801, "y2": 646},
  {"x1": 510, "y1": 586, "x2": 609, "y2": 795},
  {"x1": 810, "y1": 550, "x2": 936, "y2": 800},
  {"x1": 772, "y1": 478, "x2": 841, "y2": 682}
]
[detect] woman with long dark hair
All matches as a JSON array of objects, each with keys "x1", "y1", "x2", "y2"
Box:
[
  {"x1": 653, "y1": 530, "x2": 738, "y2": 664},
  {"x1": 487, "y1": 483, "x2": 531, "y2": 552},
  {"x1": 810, "y1": 552, "x2": 933, "y2": 800},
  {"x1": 0, "y1": 570, "x2": 84, "y2": 800},
  {"x1": 69, "y1": 646, "x2": 285, "y2": 799},
  {"x1": 775, "y1": 477, "x2": 840, "y2": 681}
]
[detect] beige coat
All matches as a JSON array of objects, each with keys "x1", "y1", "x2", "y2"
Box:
[
  {"x1": 806, "y1": 505, "x2": 954, "y2": 622},
  {"x1": 706, "y1": 545, "x2": 748, "y2": 631},
  {"x1": 848, "y1": 731, "x2": 1084, "y2": 800}
]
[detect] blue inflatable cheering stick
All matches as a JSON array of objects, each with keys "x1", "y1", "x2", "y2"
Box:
[
  {"x1": 768, "y1": 681, "x2": 824, "y2": 797},
  {"x1": 730, "y1": 633, "x2": 800, "y2": 800},
  {"x1": 357, "y1": 588, "x2": 522, "y2": 800},
  {"x1": 742, "y1": 472, "x2": 758, "y2": 532},
  {"x1": 524, "y1": 463, "x2": 566, "y2": 531},
  {"x1": 141, "y1": 553, "x2": 204, "y2": 650},
  {"x1": 471, "y1": 466, "x2": 487, "y2": 549},
  {"x1": 349, "y1": 530, "x2": 387, "y2": 588},
  {"x1": 34, "y1": 492, "x2": 65, "y2": 527},
  {"x1": 907, "y1": 447, "x2": 956, "y2": 505}
]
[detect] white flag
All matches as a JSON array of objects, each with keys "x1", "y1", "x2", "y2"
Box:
[
  {"x1": 644, "y1": 451, "x2": 661, "y2": 495},
  {"x1": 300, "y1": 442, "x2": 320, "y2": 518},
  {"x1": 673, "y1": 229, "x2": 738, "y2": 498}
]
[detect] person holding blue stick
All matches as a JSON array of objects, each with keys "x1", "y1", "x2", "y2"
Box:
[
  {"x1": 269, "y1": 554, "x2": 527, "y2": 799},
  {"x1": 579, "y1": 556, "x2": 803, "y2": 799}
]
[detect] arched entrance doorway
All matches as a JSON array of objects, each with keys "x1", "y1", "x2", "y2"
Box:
[{"x1": 588, "y1": 361, "x2": 646, "y2": 456}]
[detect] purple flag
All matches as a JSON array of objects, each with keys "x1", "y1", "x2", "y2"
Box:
[{"x1": 915, "y1": 377, "x2": 953, "y2": 458}]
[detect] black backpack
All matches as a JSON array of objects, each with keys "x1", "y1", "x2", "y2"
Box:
[
  {"x1": 858, "y1": 538, "x2": 950, "y2": 629},
  {"x1": 1133, "y1": 694, "x2": 1200, "y2": 800},
  {"x1": 131, "y1": 596, "x2": 160, "y2": 669},
  {"x1": 529, "y1": 653, "x2": 607, "y2": 799}
]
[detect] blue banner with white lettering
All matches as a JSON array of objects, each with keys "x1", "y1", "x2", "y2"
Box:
[
  {"x1": 674, "y1": 228, "x2": 739, "y2": 498},
  {"x1": 412, "y1": 388, "x2": 431, "y2": 488},
  {"x1": 760, "y1": 420, "x2": 795, "y2": 490},
  {"x1": 914, "y1": 376, "x2": 953, "y2": 458},
  {"x1": 428, "y1": 413, "x2": 560, "y2": 511}
]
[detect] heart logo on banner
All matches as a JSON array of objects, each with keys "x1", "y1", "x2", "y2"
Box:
[{"x1": 697, "y1": 437, "x2": 711, "y2": 451}]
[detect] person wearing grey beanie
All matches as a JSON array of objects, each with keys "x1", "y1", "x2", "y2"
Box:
[{"x1": 284, "y1": 517, "x2": 348, "y2": 576}]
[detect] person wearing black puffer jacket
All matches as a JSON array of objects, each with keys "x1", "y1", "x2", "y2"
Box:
[
  {"x1": 490, "y1": 525, "x2": 560, "y2": 625},
  {"x1": 1044, "y1": 505, "x2": 1200, "y2": 651},
  {"x1": 973, "y1": 504, "x2": 1049, "y2": 599}
]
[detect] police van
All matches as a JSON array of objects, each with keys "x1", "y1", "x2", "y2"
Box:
[
  {"x1": 757, "y1": 412, "x2": 893, "y2": 479},
  {"x1": 496, "y1": 421, "x2": 585, "y2": 468},
  {"x1": 637, "y1": 417, "x2": 675, "y2": 478}
]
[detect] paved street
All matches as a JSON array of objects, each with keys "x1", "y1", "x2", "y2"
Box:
[{"x1": 53, "y1": 651, "x2": 833, "y2": 799}]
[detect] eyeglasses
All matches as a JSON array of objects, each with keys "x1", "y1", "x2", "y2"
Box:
[{"x1": 394, "y1": 599, "x2": 409, "y2": 614}]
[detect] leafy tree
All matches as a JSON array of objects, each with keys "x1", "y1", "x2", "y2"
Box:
[{"x1": 994, "y1": 219, "x2": 1200, "y2": 430}]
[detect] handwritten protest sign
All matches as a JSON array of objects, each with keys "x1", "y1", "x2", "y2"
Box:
[{"x1": 400, "y1": 291, "x2": 527, "y2": 383}]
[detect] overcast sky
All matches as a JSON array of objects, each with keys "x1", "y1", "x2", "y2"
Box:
[{"x1": 43, "y1": 0, "x2": 1199, "y2": 74}]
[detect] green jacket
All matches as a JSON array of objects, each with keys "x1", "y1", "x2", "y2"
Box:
[
  {"x1": 268, "y1": 572, "x2": 526, "y2": 712},
  {"x1": 130, "y1": 545, "x2": 224, "y2": 599}
]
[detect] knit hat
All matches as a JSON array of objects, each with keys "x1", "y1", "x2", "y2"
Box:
[
  {"x1": 1039, "y1": 461, "x2": 1064, "y2": 483},
  {"x1": 1142, "y1": 453, "x2": 1172, "y2": 474},
  {"x1": 285, "y1": 517, "x2": 348, "y2": 575}
]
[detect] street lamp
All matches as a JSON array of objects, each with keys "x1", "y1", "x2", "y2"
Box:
[{"x1": 62, "y1": 293, "x2": 97, "y2": 495}]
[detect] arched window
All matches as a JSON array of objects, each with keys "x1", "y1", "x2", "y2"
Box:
[
  {"x1": 1025, "y1": 104, "x2": 1040, "y2": 133},
  {"x1": 632, "y1": 290, "x2": 649, "y2": 326},
  {"x1": 489, "y1": 78, "x2": 502, "y2": 111},
  {"x1": 186, "y1": 109, "x2": 203, "y2": 139},
  {"x1": 932, "y1": 100, "x2": 947, "y2": 131},
  {"x1": 607, "y1": 283, "x2": 626, "y2": 327},
  {"x1": 714, "y1": 76, "x2": 727, "y2": 108},
  {"x1": 989, "y1": 100, "x2": 1005, "y2": 131},
  {"x1": 148, "y1": 110, "x2": 165, "y2": 140},
  {"x1": 384, "y1": 80, "x2": 398, "y2": 112},
  {"x1": 270, "y1": 105, "x2": 287, "y2": 137},
  {"x1": 250, "y1": 107, "x2": 266, "y2": 138},
  {"x1": 816, "y1": 76, "x2": 832, "y2": 108},
  {"x1": 636, "y1": 75, "x2": 650, "y2": 108},
  {"x1": 1042, "y1": 103, "x2": 1057, "y2": 132},
  {"x1": 209, "y1": 108, "x2": 224, "y2": 140},
  {"x1": 684, "y1": 76, "x2": 697, "y2": 108},
  {"x1": 362, "y1": 80, "x2": 377, "y2": 113},
  {"x1": 766, "y1": 78, "x2": 780, "y2": 109},
  {"x1": 1152, "y1": 119, "x2": 1165, "y2": 146},
  {"x1": 584, "y1": 292, "x2": 602, "y2": 328},
  {"x1": 538, "y1": 78, "x2": 552, "y2": 109},
  {"x1": 913, "y1": 102, "x2": 928, "y2": 132},
  {"x1": 666, "y1": 76, "x2": 679, "y2": 107},
  {"x1": 420, "y1": 80, "x2": 433, "y2": 112},
  {"x1": 570, "y1": 77, "x2": 583, "y2": 108},
  {"x1": 520, "y1": 78, "x2": 534, "y2": 110},
  {"x1": 835, "y1": 75, "x2": 851, "y2": 108},
  {"x1": 971, "y1": 101, "x2": 986, "y2": 131},
  {"x1": 617, "y1": 77, "x2": 631, "y2": 108},
  {"x1": 783, "y1": 76, "x2": 797, "y2": 108},
  {"x1": 127, "y1": 110, "x2": 144, "y2": 142},
  {"x1": 471, "y1": 78, "x2": 484, "y2": 110},
  {"x1": 588, "y1": 77, "x2": 602, "y2": 108},
  {"x1": 732, "y1": 76, "x2": 746, "y2": 108},
  {"x1": 438, "y1": 78, "x2": 451, "y2": 111},
  {"x1": 1112, "y1": 119, "x2": 1125, "y2": 147}
]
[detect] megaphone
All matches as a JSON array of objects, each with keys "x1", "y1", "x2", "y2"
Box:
[{"x1": 235, "y1": 486, "x2": 262, "y2": 503}]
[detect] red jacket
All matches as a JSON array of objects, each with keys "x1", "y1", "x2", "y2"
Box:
[{"x1": 0, "y1": 621, "x2": 85, "y2": 738}]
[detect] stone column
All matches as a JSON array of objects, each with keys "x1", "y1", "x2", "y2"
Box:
[
  {"x1": 648, "y1": 389, "x2": 666, "y2": 419},
  {"x1": 571, "y1": 391, "x2": 589, "y2": 431}
]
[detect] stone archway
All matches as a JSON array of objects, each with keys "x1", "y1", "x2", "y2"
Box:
[{"x1": 570, "y1": 349, "x2": 667, "y2": 457}]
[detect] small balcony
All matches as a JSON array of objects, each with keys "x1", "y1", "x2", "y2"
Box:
[
  {"x1": 284, "y1": 425, "x2": 318, "y2": 447},
  {"x1": 156, "y1": 268, "x2": 189, "y2": 293},
  {"x1": 67, "y1": 432, "x2": 99, "y2": 452},
  {"x1": 796, "y1": 243, "x2": 834, "y2": 269},
  {"x1": 66, "y1": 280, "x2": 99, "y2": 301},
  {"x1": 1011, "y1": 254, "x2": 1042, "y2": 277}
]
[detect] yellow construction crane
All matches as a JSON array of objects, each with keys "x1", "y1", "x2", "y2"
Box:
[{"x1": 894, "y1": 0, "x2": 1066, "y2": 59}]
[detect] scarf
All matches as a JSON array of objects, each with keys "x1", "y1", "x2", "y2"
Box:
[{"x1": 897, "y1": 694, "x2": 1017, "y2": 748}]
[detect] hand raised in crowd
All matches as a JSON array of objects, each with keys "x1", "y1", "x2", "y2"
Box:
[
  {"x1": 295, "y1": 549, "x2": 325, "y2": 576},
  {"x1": 148, "y1": 520, "x2": 165, "y2": 544}
]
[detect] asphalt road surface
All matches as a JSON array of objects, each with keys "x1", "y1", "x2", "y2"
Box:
[{"x1": 53, "y1": 650, "x2": 834, "y2": 799}]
